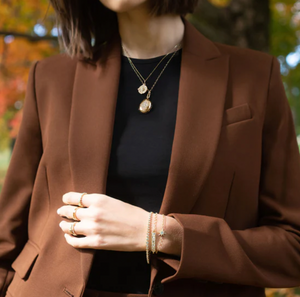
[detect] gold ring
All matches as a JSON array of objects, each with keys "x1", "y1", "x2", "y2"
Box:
[
  {"x1": 79, "y1": 192, "x2": 87, "y2": 207},
  {"x1": 69, "y1": 222, "x2": 78, "y2": 236},
  {"x1": 72, "y1": 207, "x2": 80, "y2": 221}
]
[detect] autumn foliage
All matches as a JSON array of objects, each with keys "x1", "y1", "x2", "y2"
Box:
[{"x1": 0, "y1": 0, "x2": 59, "y2": 149}]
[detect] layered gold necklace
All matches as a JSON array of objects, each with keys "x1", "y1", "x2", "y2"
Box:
[{"x1": 122, "y1": 42, "x2": 182, "y2": 113}]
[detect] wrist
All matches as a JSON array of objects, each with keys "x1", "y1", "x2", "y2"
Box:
[{"x1": 156, "y1": 214, "x2": 183, "y2": 257}]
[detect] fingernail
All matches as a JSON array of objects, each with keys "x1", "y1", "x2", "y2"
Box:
[{"x1": 57, "y1": 208, "x2": 60, "y2": 215}]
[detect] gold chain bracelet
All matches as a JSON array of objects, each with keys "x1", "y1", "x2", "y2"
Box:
[
  {"x1": 157, "y1": 214, "x2": 166, "y2": 253},
  {"x1": 146, "y1": 212, "x2": 167, "y2": 263}
]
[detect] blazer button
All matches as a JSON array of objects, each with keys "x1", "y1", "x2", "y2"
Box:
[{"x1": 152, "y1": 282, "x2": 164, "y2": 296}]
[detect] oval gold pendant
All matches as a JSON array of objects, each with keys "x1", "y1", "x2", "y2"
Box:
[
  {"x1": 139, "y1": 99, "x2": 152, "y2": 113},
  {"x1": 138, "y1": 84, "x2": 148, "y2": 94}
]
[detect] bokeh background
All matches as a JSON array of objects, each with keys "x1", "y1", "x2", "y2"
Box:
[{"x1": 0, "y1": 0, "x2": 300, "y2": 296}]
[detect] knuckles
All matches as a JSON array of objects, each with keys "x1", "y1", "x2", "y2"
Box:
[
  {"x1": 90, "y1": 207, "x2": 103, "y2": 222},
  {"x1": 89, "y1": 222, "x2": 101, "y2": 235},
  {"x1": 91, "y1": 193, "x2": 106, "y2": 207},
  {"x1": 93, "y1": 234, "x2": 104, "y2": 247}
]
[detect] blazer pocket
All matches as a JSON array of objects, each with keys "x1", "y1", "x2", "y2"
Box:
[
  {"x1": 222, "y1": 103, "x2": 252, "y2": 127},
  {"x1": 11, "y1": 239, "x2": 40, "y2": 280}
]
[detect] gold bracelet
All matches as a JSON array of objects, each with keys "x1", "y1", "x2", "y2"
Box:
[
  {"x1": 158, "y1": 214, "x2": 166, "y2": 252},
  {"x1": 151, "y1": 213, "x2": 158, "y2": 254},
  {"x1": 146, "y1": 212, "x2": 152, "y2": 264}
]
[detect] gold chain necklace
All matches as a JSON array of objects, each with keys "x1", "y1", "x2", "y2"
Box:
[
  {"x1": 122, "y1": 43, "x2": 180, "y2": 95},
  {"x1": 122, "y1": 42, "x2": 182, "y2": 113}
]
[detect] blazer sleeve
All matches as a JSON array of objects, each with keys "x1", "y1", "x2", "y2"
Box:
[
  {"x1": 155, "y1": 56, "x2": 300, "y2": 288},
  {"x1": 0, "y1": 61, "x2": 43, "y2": 296}
]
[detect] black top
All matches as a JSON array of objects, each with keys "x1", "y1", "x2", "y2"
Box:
[{"x1": 85, "y1": 48, "x2": 182, "y2": 294}]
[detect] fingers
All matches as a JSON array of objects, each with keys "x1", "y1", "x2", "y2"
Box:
[
  {"x1": 59, "y1": 220, "x2": 87, "y2": 236},
  {"x1": 62, "y1": 192, "x2": 101, "y2": 207},
  {"x1": 64, "y1": 233, "x2": 103, "y2": 249},
  {"x1": 59, "y1": 220, "x2": 101, "y2": 237},
  {"x1": 57, "y1": 205, "x2": 88, "y2": 221},
  {"x1": 59, "y1": 221, "x2": 82, "y2": 236}
]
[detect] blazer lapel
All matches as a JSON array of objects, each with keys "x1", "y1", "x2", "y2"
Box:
[
  {"x1": 68, "y1": 15, "x2": 229, "y2": 292},
  {"x1": 148, "y1": 18, "x2": 230, "y2": 293},
  {"x1": 158, "y1": 22, "x2": 230, "y2": 216},
  {"x1": 69, "y1": 33, "x2": 122, "y2": 282}
]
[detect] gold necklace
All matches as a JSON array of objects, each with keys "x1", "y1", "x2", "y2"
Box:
[
  {"x1": 122, "y1": 43, "x2": 181, "y2": 95},
  {"x1": 122, "y1": 43, "x2": 182, "y2": 113}
]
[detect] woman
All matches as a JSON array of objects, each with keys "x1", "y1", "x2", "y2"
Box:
[{"x1": 1, "y1": 0, "x2": 300, "y2": 297}]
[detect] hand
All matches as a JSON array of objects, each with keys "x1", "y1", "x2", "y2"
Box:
[{"x1": 57, "y1": 192, "x2": 150, "y2": 251}]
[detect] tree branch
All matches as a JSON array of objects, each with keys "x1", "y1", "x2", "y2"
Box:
[{"x1": 0, "y1": 31, "x2": 58, "y2": 42}]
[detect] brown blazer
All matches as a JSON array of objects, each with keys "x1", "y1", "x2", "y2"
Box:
[{"x1": 1, "y1": 16, "x2": 300, "y2": 297}]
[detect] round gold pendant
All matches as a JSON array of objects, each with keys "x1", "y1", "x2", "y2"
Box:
[
  {"x1": 138, "y1": 84, "x2": 148, "y2": 94},
  {"x1": 139, "y1": 99, "x2": 152, "y2": 113}
]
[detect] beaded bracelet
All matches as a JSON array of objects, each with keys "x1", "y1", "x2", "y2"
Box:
[
  {"x1": 146, "y1": 211, "x2": 152, "y2": 264},
  {"x1": 146, "y1": 212, "x2": 167, "y2": 263}
]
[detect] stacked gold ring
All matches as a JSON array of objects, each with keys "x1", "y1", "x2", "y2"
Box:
[
  {"x1": 70, "y1": 222, "x2": 78, "y2": 236},
  {"x1": 79, "y1": 192, "x2": 87, "y2": 207},
  {"x1": 72, "y1": 207, "x2": 80, "y2": 221}
]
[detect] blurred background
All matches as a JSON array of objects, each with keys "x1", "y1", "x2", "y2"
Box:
[{"x1": 0, "y1": 0, "x2": 300, "y2": 296}]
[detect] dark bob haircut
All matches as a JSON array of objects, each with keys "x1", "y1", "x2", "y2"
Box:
[{"x1": 49, "y1": 0, "x2": 199, "y2": 63}]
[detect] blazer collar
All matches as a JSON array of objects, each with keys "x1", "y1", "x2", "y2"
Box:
[{"x1": 68, "y1": 15, "x2": 230, "y2": 293}]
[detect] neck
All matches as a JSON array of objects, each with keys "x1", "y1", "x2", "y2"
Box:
[{"x1": 116, "y1": 7, "x2": 185, "y2": 59}]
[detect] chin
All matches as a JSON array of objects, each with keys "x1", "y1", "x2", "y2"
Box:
[{"x1": 99, "y1": 0, "x2": 149, "y2": 13}]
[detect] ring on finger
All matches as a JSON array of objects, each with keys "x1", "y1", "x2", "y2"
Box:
[
  {"x1": 70, "y1": 222, "x2": 78, "y2": 236},
  {"x1": 72, "y1": 207, "x2": 80, "y2": 221},
  {"x1": 79, "y1": 192, "x2": 87, "y2": 208}
]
